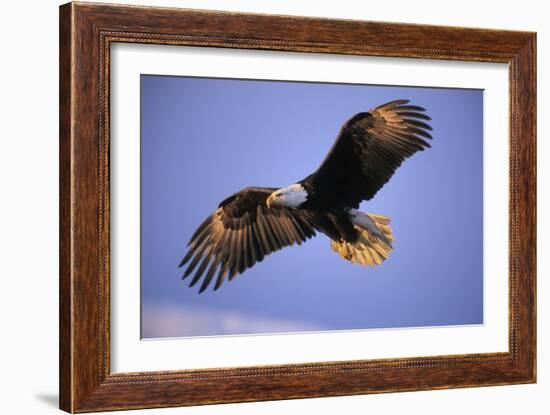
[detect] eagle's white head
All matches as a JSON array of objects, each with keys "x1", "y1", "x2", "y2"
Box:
[{"x1": 266, "y1": 184, "x2": 308, "y2": 209}]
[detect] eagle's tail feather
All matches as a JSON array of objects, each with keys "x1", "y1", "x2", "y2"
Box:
[{"x1": 330, "y1": 213, "x2": 394, "y2": 267}]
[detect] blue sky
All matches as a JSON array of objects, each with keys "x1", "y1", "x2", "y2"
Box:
[{"x1": 140, "y1": 75, "x2": 483, "y2": 338}]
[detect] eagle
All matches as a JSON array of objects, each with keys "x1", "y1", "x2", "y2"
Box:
[{"x1": 180, "y1": 99, "x2": 433, "y2": 293}]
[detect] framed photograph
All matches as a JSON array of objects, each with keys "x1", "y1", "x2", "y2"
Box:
[{"x1": 59, "y1": 2, "x2": 536, "y2": 412}]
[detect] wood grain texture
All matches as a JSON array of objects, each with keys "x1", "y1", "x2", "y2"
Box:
[
  {"x1": 59, "y1": 3, "x2": 73, "y2": 411},
  {"x1": 59, "y1": 2, "x2": 537, "y2": 412}
]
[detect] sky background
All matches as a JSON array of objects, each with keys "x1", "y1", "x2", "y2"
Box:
[{"x1": 140, "y1": 75, "x2": 483, "y2": 338}]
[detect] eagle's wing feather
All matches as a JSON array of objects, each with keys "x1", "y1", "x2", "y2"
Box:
[
  {"x1": 180, "y1": 187, "x2": 316, "y2": 293},
  {"x1": 308, "y1": 99, "x2": 433, "y2": 209}
]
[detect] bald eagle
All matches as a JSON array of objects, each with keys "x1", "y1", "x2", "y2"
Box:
[{"x1": 180, "y1": 99, "x2": 432, "y2": 293}]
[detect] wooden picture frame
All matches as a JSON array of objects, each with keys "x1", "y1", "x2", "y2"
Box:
[{"x1": 59, "y1": 2, "x2": 536, "y2": 412}]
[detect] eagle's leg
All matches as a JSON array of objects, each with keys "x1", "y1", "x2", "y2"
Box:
[
  {"x1": 330, "y1": 210, "x2": 394, "y2": 267},
  {"x1": 348, "y1": 209, "x2": 392, "y2": 245}
]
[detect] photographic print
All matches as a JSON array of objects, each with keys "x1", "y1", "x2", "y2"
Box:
[
  {"x1": 59, "y1": 5, "x2": 536, "y2": 410},
  {"x1": 140, "y1": 75, "x2": 483, "y2": 339}
]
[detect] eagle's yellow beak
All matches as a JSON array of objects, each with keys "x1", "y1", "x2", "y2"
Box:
[{"x1": 266, "y1": 194, "x2": 275, "y2": 208}]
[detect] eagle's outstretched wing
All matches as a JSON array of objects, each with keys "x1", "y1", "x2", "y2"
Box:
[
  {"x1": 180, "y1": 187, "x2": 316, "y2": 293},
  {"x1": 306, "y1": 99, "x2": 433, "y2": 210}
]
